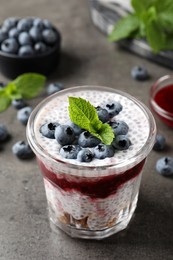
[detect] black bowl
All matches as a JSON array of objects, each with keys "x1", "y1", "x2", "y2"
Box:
[{"x1": 0, "y1": 30, "x2": 61, "y2": 79}]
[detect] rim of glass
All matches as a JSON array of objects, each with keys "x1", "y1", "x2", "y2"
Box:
[
  {"x1": 150, "y1": 75, "x2": 173, "y2": 121},
  {"x1": 26, "y1": 85, "x2": 156, "y2": 172}
]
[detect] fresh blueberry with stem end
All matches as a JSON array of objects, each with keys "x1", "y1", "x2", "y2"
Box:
[
  {"x1": 40, "y1": 122, "x2": 59, "y2": 139},
  {"x1": 12, "y1": 141, "x2": 35, "y2": 159},
  {"x1": 12, "y1": 99, "x2": 27, "y2": 110},
  {"x1": 112, "y1": 135, "x2": 131, "y2": 150},
  {"x1": 46, "y1": 82, "x2": 64, "y2": 95},
  {"x1": 29, "y1": 26, "x2": 43, "y2": 42},
  {"x1": 78, "y1": 131, "x2": 100, "y2": 148},
  {"x1": 34, "y1": 42, "x2": 47, "y2": 54},
  {"x1": 42, "y1": 29, "x2": 57, "y2": 45},
  {"x1": 3, "y1": 17, "x2": 18, "y2": 30},
  {"x1": 17, "y1": 18, "x2": 33, "y2": 32},
  {"x1": 65, "y1": 120, "x2": 82, "y2": 136},
  {"x1": 96, "y1": 106, "x2": 109, "y2": 123},
  {"x1": 156, "y1": 157, "x2": 173, "y2": 176},
  {"x1": 60, "y1": 145, "x2": 81, "y2": 159},
  {"x1": 9, "y1": 27, "x2": 19, "y2": 38},
  {"x1": 108, "y1": 120, "x2": 129, "y2": 135},
  {"x1": 55, "y1": 125, "x2": 75, "y2": 146},
  {"x1": 17, "y1": 106, "x2": 32, "y2": 125},
  {"x1": 18, "y1": 32, "x2": 32, "y2": 45},
  {"x1": 1, "y1": 38, "x2": 19, "y2": 54},
  {"x1": 0, "y1": 28, "x2": 8, "y2": 43},
  {"x1": 18, "y1": 45, "x2": 34, "y2": 56},
  {"x1": 94, "y1": 144, "x2": 114, "y2": 159},
  {"x1": 77, "y1": 148, "x2": 94, "y2": 162},
  {"x1": 131, "y1": 66, "x2": 149, "y2": 81},
  {"x1": 104, "y1": 101, "x2": 123, "y2": 118},
  {"x1": 153, "y1": 134, "x2": 166, "y2": 151},
  {"x1": 0, "y1": 124, "x2": 9, "y2": 142}
]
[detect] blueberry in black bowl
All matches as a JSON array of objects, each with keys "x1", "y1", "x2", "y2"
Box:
[{"x1": 0, "y1": 17, "x2": 61, "y2": 78}]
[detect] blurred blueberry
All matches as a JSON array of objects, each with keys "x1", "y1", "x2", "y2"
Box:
[
  {"x1": 0, "y1": 82, "x2": 7, "y2": 89},
  {"x1": 17, "y1": 106, "x2": 32, "y2": 125},
  {"x1": 18, "y1": 45, "x2": 34, "y2": 56},
  {"x1": 0, "y1": 28, "x2": 8, "y2": 43},
  {"x1": 12, "y1": 140, "x2": 35, "y2": 159},
  {"x1": 34, "y1": 42, "x2": 47, "y2": 54},
  {"x1": 1, "y1": 38, "x2": 19, "y2": 54},
  {"x1": 17, "y1": 18, "x2": 33, "y2": 32},
  {"x1": 43, "y1": 19, "x2": 53, "y2": 29},
  {"x1": 3, "y1": 17, "x2": 18, "y2": 30},
  {"x1": 8, "y1": 27, "x2": 19, "y2": 38},
  {"x1": 131, "y1": 66, "x2": 149, "y2": 81},
  {"x1": 156, "y1": 157, "x2": 173, "y2": 176},
  {"x1": 33, "y1": 18, "x2": 44, "y2": 30},
  {"x1": 153, "y1": 134, "x2": 166, "y2": 151},
  {"x1": 0, "y1": 124, "x2": 9, "y2": 142},
  {"x1": 42, "y1": 29, "x2": 57, "y2": 44},
  {"x1": 46, "y1": 82, "x2": 64, "y2": 95},
  {"x1": 12, "y1": 99, "x2": 27, "y2": 110},
  {"x1": 29, "y1": 26, "x2": 42, "y2": 42},
  {"x1": 18, "y1": 32, "x2": 32, "y2": 45}
]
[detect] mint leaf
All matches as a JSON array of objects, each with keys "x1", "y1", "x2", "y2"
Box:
[
  {"x1": 131, "y1": 0, "x2": 156, "y2": 16},
  {"x1": 12, "y1": 73, "x2": 46, "y2": 99},
  {"x1": 68, "y1": 97, "x2": 114, "y2": 145},
  {"x1": 5, "y1": 82, "x2": 22, "y2": 100},
  {"x1": 0, "y1": 90, "x2": 11, "y2": 112},
  {"x1": 108, "y1": 14, "x2": 140, "y2": 42}
]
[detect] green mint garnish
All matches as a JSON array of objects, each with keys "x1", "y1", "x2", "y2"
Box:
[
  {"x1": 68, "y1": 96, "x2": 114, "y2": 145},
  {"x1": 0, "y1": 73, "x2": 46, "y2": 112},
  {"x1": 108, "y1": 0, "x2": 173, "y2": 53}
]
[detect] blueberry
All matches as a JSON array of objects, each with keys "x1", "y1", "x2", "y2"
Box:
[
  {"x1": 42, "y1": 29, "x2": 57, "y2": 45},
  {"x1": 108, "y1": 120, "x2": 129, "y2": 135},
  {"x1": 66, "y1": 120, "x2": 82, "y2": 136},
  {"x1": 153, "y1": 134, "x2": 166, "y2": 151},
  {"x1": 104, "y1": 101, "x2": 123, "y2": 118},
  {"x1": 112, "y1": 135, "x2": 131, "y2": 150},
  {"x1": 17, "y1": 18, "x2": 33, "y2": 32},
  {"x1": 34, "y1": 42, "x2": 47, "y2": 54},
  {"x1": 60, "y1": 144, "x2": 81, "y2": 159},
  {"x1": 3, "y1": 17, "x2": 18, "y2": 30},
  {"x1": 156, "y1": 157, "x2": 173, "y2": 176},
  {"x1": 77, "y1": 148, "x2": 94, "y2": 162},
  {"x1": 8, "y1": 27, "x2": 19, "y2": 38},
  {"x1": 18, "y1": 45, "x2": 34, "y2": 56},
  {"x1": 43, "y1": 19, "x2": 53, "y2": 29},
  {"x1": 29, "y1": 26, "x2": 43, "y2": 42},
  {"x1": 55, "y1": 125, "x2": 75, "y2": 145},
  {"x1": 17, "y1": 106, "x2": 32, "y2": 125},
  {"x1": 46, "y1": 82, "x2": 64, "y2": 95},
  {"x1": 0, "y1": 28, "x2": 8, "y2": 43},
  {"x1": 78, "y1": 131, "x2": 100, "y2": 147},
  {"x1": 18, "y1": 32, "x2": 32, "y2": 45},
  {"x1": 1, "y1": 38, "x2": 19, "y2": 54},
  {"x1": 12, "y1": 99, "x2": 27, "y2": 110},
  {"x1": 131, "y1": 66, "x2": 149, "y2": 81},
  {"x1": 0, "y1": 124, "x2": 9, "y2": 142},
  {"x1": 12, "y1": 140, "x2": 35, "y2": 159},
  {"x1": 33, "y1": 18, "x2": 44, "y2": 30},
  {"x1": 0, "y1": 82, "x2": 7, "y2": 89},
  {"x1": 94, "y1": 144, "x2": 114, "y2": 159},
  {"x1": 40, "y1": 122, "x2": 59, "y2": 139},
  {"x1": 96, "y1": 106, "x2": 109, "y2": 123}
]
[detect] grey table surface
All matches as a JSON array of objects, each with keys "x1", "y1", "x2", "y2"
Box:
[{"x1": 0, "y1": 1, "x2": 173, "y2": 260}]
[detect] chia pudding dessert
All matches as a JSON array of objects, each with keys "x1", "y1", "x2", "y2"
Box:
[{"x1": 26, "y1": 85, "x2": 156, "y2": 239}]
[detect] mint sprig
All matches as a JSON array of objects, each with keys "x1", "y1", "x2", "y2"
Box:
[
  {"x1": 68, "y1": 97, "x2": 114, "y2": 145},
  {"x1": 108, "y1": 0, "x2": 173, "y2": 53},
  {"x1": 0, "y1": 73, "x2": 46, "y2": 112}
]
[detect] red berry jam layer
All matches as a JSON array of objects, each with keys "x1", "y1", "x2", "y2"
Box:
[{"x1": 38, "y1": 158, "x2": 145, "y2": 199}]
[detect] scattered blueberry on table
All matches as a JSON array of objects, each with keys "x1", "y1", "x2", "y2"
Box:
[
  {"x1": 153, "y1": 134, "x2": 166, "y2": 151},
  {"x1": 12, "y1": 99, "x2": 27, "y2": 110},
  {"x1": 46, "y1": 82, "x2": 64, "y2": 95},
  {"x1": 12, "y1": 140, "x2": 35, "y2": 159},
  {"x1": 131, "y1": 66, "x2": 149, "y2": 81},
  {"x1": 156, "y1": 156, "x2": 173, "y2": 176},
  {"x1": 17, "y1": 106, "x2": 32, "y2": 125},
  {"x1": 0, "y1": 124, "x2": 9, "y2": 142}
]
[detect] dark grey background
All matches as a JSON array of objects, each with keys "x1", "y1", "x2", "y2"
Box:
[{"x1": 0, "y1": 1, "x2": 173, "y2": 259}]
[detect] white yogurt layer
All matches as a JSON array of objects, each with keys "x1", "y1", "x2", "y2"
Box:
[{"x1": 34, "y1": 88, "x2": 150, "y2": 168}]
